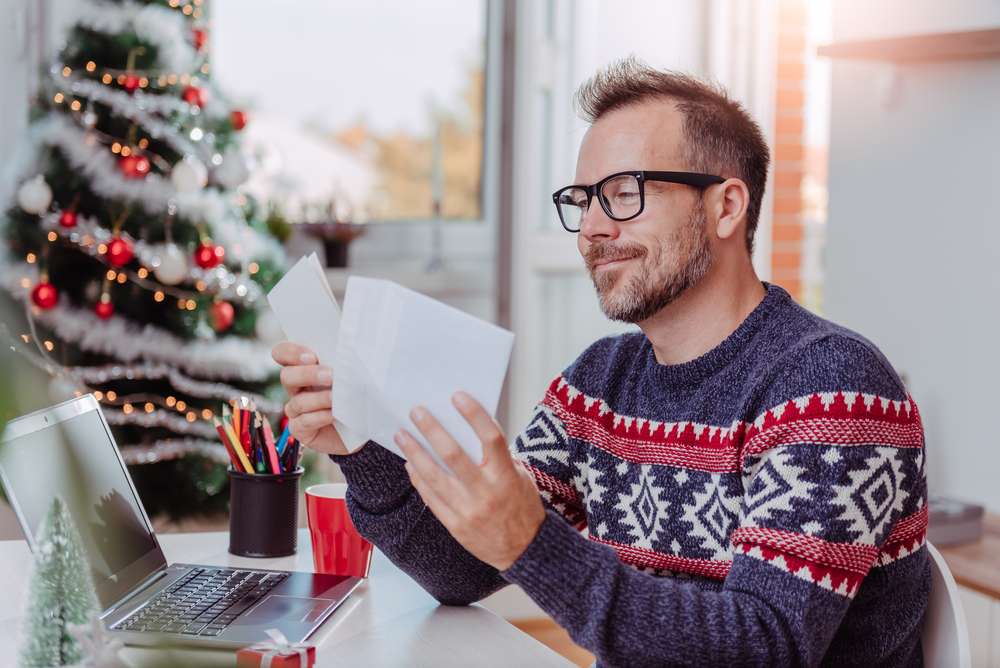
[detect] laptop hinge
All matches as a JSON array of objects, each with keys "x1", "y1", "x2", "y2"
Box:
[{"x1": 100, "y1": 566, "x2": 172, "y2": 620}]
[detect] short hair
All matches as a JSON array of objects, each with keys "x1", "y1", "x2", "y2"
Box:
[{"x1": 575, "y1": 56, "x2": 770, "y2": 254}]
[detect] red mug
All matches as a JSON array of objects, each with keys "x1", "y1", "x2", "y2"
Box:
[{"x1": 305, "y1": 483, "x2": 374, "y2": 578}]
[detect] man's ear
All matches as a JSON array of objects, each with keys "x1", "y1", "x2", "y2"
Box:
[{"x1": 712, "y1": 178, "x2": 750, "y2": 242}]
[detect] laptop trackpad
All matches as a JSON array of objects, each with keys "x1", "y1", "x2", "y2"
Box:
[{"x1": 238, "y1": 596, "x2": 333, "y2": 625}]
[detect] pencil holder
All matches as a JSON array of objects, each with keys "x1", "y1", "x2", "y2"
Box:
[{"x1": 228, "y1": 466, "x2": 304, "y2": 558}]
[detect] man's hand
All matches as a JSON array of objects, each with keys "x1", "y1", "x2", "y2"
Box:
[
  {"x1": 394, "y1": 391, "x2": 546, "y2": 571},
  {"x1": 271, "y1": 341, "x2": 353, "y2": 456}
]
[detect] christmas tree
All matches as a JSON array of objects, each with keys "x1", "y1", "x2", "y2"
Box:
[
  {"x1": 0, "y1": 0, "x2": 288, "y2": 518},
  {"x1": 18, "y1": 496, "x2": 100, "y2": 667}
]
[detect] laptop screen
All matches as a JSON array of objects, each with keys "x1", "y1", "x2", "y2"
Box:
[{"x1": 0, "y1": 397, "x2": 164, "y2": 609}]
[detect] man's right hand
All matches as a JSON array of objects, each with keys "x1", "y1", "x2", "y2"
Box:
[{"x1": 272, "y1": 341, "x2": 356, "y2": 456}]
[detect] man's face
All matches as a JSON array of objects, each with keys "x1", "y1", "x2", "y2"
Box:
[{"x1": 575, "y1": 101, "x2": 712, "y2": 323}]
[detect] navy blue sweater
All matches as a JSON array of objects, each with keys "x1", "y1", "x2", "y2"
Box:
[{"x1": 332, "y1": 282, "x2": 929, "y2": 667}]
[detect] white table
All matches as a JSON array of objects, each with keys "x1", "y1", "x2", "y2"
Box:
[{"x1": 0, "y1": 529, "x2": 573, "y2": 667}]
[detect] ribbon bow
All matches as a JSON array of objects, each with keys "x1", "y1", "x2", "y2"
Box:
[{"x1": 247, "y1": 628, "x2": 312, "y2": 668}]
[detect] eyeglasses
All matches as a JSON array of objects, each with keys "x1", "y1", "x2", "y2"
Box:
[{"x1": 551, "y1": 170, "x2": 725, "y2": 233}]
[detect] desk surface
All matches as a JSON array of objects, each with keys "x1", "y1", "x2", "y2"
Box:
[
  {"x1": 938, "y1": 512, "x2": 1000, "y2": 600},
  {"x1": 0, "y1": 529, "x2": 573, "y2": 668}
]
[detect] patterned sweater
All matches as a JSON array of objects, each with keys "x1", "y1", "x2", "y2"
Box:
[{"x1": 331, "y1": 282, "x2": 929, "y2": 667}]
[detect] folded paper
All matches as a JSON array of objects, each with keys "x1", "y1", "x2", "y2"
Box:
[{"x1": 267, "y1": 258, "x2": 514, "y2": 464}]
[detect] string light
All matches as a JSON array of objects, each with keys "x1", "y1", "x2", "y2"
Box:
[
  {"x1": 154, "y1": 291, "x2": 165, "y2": 302},
  {"x1": 20, "y1": 278, "x2": 31, "y2": 289},
  {"x1": 123, "y1": 403, "x2": 134, "y2": 414},
  {"x1": 144, "y1": 402, "x2": 155, "y2": 413},
  {"x1": 43, "y1": 340, "x2": 55, "y2": 351},
  {"x1": 120, "y1": 146, "x2": 132, "y2": 157},
  {"x1": 248, "y1": 262, "x2": 259, "y2": 274},
  {"x1": 97, "y1": 243, "x2": 108, "y2": 254},
  {"x1": 111, "y1": 142, "x2": 122, "y2": 154},
  {"x1": 20, "y1": 334, "x2": 29, "y2": 343},
  {"x1": 166, "y1": 396, "x2": 177, "y2": 407},
  {"x1": 70, "y1": 100, "x2": 82, "y2": 111},
  {"x1": 138, "y1": 138, "x2": 149, "y2": 149},
  {"x1": 101, "y1": 73, "x2": 113, "y2": 84},
  {"x1": 26, "y1": 253, "x2": 37, "y2": 263},
  {"x1": 93, "y1": 390, "x2": 104, "y2": 400},
  {"x1": 105, "y1": 269, "x2": 116, "y2": 281},
  {"x1": 185, "y1": 411, "x2": 196, "y2": 422},
  {"x1": 85, "y1": 61, "x2": 96, "y2": 72},
  {"x1": 116, "y1": 273, "x2": 127, "y2": 284},
  {"x1": 201, "y1": 408, "x2": 212, "y2": 420},
  {"x1": 185, "y1": 299, "x2": 196, "y2": 310},
  {"x1": 62, "y1": 66, "x2": 72, "y2": 77},
  {"x1": 176, "y1": 400, "x2": 187, "y2": 411},
  {"x1": 53, "y1": 93, "x2": 65, "y2": 104},
  {"x1": 47, "y1": 231, "x2": 58, "y2": 242},
  {"x1": 106, "y1": 390, "x2": 117, "y2": 401},
  {"x1": 137, "y1": 267, "x2": 148, "y2": 279}
]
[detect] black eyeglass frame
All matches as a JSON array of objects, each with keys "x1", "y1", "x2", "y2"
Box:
[{"x1": 551, "y1": 170, "x2": 726, "y2": 232}]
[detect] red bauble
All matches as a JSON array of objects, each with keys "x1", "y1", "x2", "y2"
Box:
[
  {"x1": 107, "y1": 237, "x2": 134, "y2": 267},
  {"x1": 182, "y1": 85, "x2": 207, "y2": 108},
  {"x1": 123, "y1": 74, "x2": 141, "y2": 93},
  {"x1": 31, "y1": 281, "x2": 58, "y2": 310},
  {"x1": 58, "y1": 209, "x2": 78, "y2": 228},
  {"x1": 230, "y1": 110, "x2": 248, "y2": 131},
  {"x1": 118, "y1": 154, "x2": 151, "y2": 180},
  {"x1": 95, "y1": 299, "x2": 114, "y2": 320},
  {"x1": 194, "y1": 242, "x2": 224, "y2": 269},
  {"x1": 192, "y1": 28, "x2": 208, "y2": 51},
  {"x1": 210, "y1": 301, "x2": 235, "y2": 332}
]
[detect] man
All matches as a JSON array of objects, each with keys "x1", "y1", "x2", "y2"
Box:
[{"x1": 273, "y1": 58, "x2": 928, "y2": 667}]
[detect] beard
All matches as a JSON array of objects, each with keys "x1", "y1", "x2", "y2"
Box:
[{"x1": 586, "y1": 203, "x2": 712, "y2": 323}]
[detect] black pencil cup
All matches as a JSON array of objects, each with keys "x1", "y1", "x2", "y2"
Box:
[{"x1": 228, "y1": 466, "x2": 304, "y2": 558}]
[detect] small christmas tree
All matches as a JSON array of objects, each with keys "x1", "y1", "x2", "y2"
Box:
[{"x1": 18, "y1": 496, "x2": 100, "y2": 668}]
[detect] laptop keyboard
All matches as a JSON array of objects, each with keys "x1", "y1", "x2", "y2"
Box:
[{"x1": 111, "y1": 567, "x2": 289, "y2": 636}]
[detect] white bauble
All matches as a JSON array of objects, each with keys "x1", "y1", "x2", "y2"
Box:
[
  {"x1": 152, "y1": 244, "x2": 188, "y2": 285},
  {"x1": 254, "y1": 307, "x2": 285, "y2": 343},
  {"x1": 17, "y1": 175, "x2": 53, "y2": 214},
  {"x1": 170, "y1": 155, "x2": 208, "y2": 193},
  {"x1": 213, "y1": 146, "x2": 250, "y2": 189}
]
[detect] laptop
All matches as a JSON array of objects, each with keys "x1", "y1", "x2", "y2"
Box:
[{"x1": 0, "y1": 394, "x2": 362, "y2": 648}]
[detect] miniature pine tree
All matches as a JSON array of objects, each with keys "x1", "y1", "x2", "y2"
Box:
[{"x1": 18, "y1": 496, "x2": 100, "y2": 668}]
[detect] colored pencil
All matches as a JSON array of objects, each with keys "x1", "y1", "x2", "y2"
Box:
[{"x1": 222, "y1": 419, "x2": 253, "y2": 473}]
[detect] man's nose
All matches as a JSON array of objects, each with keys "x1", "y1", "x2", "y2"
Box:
[{"x1": 579, "y1": 198, "x2": 620, "y2": 241}]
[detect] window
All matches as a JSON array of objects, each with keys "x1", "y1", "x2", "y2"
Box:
[{"x1": 212, "y1": 0, "x2": 488, "y2": 223}]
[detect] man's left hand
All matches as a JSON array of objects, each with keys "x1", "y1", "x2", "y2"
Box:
[{"x1": 394, "y1": 391, "x2": 546, "y2": 572}]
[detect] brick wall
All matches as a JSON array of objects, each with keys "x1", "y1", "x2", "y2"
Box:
[{"x1": 770, "y1": 0, "x2": 808, "y2": 300}]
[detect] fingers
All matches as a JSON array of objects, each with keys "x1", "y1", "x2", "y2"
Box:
[
  {"x1": 407, "y1": 406, "x2": 482, "y2": 483},
  {"x1": 272, "y1": 341, "x2": 318, "y2": 366},
  {"x1": 404, "y1": 461, "x2": 459, "y2": 528},
  {"x1": 394, "y1": 428, "x2": 464, "y2": 513},
  {"x1": 288, "y1": 409, "x2": 333, "y2": 439},
  {"x1": 279, "y1": 365, "x2": 332, "y2": 393},
  {"x1": 285, "y1": 389, "x2": 332, "y2": 420},
  {"x1": 451, "y1": 392, "x2": 514, "y2": 474}
]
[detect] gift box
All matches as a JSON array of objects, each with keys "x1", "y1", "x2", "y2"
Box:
[{"x1": 236, "y1": 628, "x2": 316, "y2": 668}]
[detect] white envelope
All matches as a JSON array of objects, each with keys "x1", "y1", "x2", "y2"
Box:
[
  {"x1": 264, "y1": 253, "x2": 365, "y2": 447},
  {"x1": 267, "y1": 262, "x2": 514, "y2": 464}
]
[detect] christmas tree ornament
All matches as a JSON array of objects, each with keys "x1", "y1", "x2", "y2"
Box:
[
  {"x1": 182, "y1": 85, "x2": 207, "y2": 108},
  {"x1": 210, "y1": 300, "x2": 235, "y2": 332},
  {"x1": 17, "y1": 497, "x2": 99, "y2": 668},
  {"x1": 31, "y1": 278, "x2": 59, "y2": 310},
  {"x1": 17, "y1": 175, "x2": 53, "y2": 214},
  {"x1": 95, "y1": 292, "x2": 114, "y2": 320},
  {"x1": 194, "y1": 241, "x2": 225, "y2": 269},
  {"x1": 123, "y1": 74, "x2": 141, "y2": 93},
  {"x1": 58, "y1": 208, "x2": 79, "y2": 228},
  {"x1": 171, "y1": 155, "x2": 208, "y2": 193},
  {"x1": 214, "y1": 146, "x2": 250, "y2": 188},
  {"x1": 192, "y1": 28, "x2": 208, "y2": 51},
  {"x1": 152, "y1": 243, "x2": 188, "y2": 285},
  {"x1": 231, "y1": 110, "x2": 248, "y2": 131},
  {"x1": 118, "y1": 154, "x2": 151, "y2": 180},
  {"x1": 107, "y1": 237, "x2": 134, "y2": 267}
]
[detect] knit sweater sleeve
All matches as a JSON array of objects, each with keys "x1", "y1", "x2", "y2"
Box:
[
  {"x1": 330, "y1": 443, "x2": 508, "y2": 605},
  {"x1": 500, "y1": 335, "x2": 928, "y2": 667}
]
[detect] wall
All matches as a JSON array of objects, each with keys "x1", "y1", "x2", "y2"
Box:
[{"x1": 824, "y1": 0, "x2": 1000, "y2": 512}]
